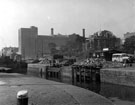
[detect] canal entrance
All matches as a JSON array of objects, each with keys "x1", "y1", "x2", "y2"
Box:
[
  {"x1": 26, "y1": 66, "x2": 135, "y2": 105},
  {"x1": 47, "y1": 76, "x2": 135, "y2": 104}
]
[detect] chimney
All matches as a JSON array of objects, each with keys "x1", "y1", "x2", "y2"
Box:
[
  {"x1": 51, "y1": 28, "x2": 54, "y2": 35},
  {"x1": 82, "y1": 29, "x2": 85, "y2": 42},
  {"x1": 83, "y1": 29, "x2": 85, "y2": 38}
]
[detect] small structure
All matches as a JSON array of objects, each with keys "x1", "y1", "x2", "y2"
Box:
[{"x1": 103, "y1": 49, "x2": 122, "y2": 61}]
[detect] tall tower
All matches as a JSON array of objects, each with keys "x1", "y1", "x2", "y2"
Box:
[
  {"x1": 51, "y1": 28, "x2": 54, "y2": 35},
  {"x1": 18, "y1": 26, "x2": 38, "y2": 60},
  {"x1": 82, "y1": 29, "x2": 85, "y2": 43}
]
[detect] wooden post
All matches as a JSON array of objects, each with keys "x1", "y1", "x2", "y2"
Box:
[
  {"x1": 52, "y1": 71, "x2": 54, "y2": 78},
  {"x1": 59, "y1": 68, "x2": 61, "y2": 79},
  {"x1": 74, "y1": 66, "x2": 77, "y2": 85},
  {"x1": 89, "y1": 67, "x2": 92, "y2": 82},
  {"x1": 83, "y1": 66, "x2": 86, "y2": 84},
  {"x1": 45, "y1": 66, "x2": 48, "y2": 79},
  {"x1": 39, "y1": 68, "x2": 42, "y2": 78},
  {"x1": 72, "y1": 66, "x2": 77, "y2": 85},
  {"x1": 79, "y1": 66, "x2": 82, "y2": 84},
  {"x1": 96, "y1": 68, "x2": 101, "y2": 83},
  {"x1": 72, "y1": 66, "x2": 74, "y2": 84}
]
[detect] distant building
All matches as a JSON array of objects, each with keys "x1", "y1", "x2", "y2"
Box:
[
  {"x1": 1, "y1": 47, "x2": 18, "y2": 57},
  {"x1": 124, "y1": 32, "x2": 135, "y2": 39},
  {"x1": 18, "y1": 26, "x2": 38, "y2": 59},
  {"x1": 18, "y1": 26, "x2": 70, "y2": 60},
  {"x1": 89, "y1": 30, "x2": 121, "y2": 57}
]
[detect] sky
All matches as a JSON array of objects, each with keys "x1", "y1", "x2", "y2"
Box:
[{"x1": 0, "y1": 0, "x2": 135, "y2": 50}]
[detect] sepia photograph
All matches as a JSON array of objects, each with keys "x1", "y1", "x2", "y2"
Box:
[{"x1": 0, "y1": 0, "x2": 135, "y2": 105}]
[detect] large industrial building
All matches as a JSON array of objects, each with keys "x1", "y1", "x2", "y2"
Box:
[
  {"x1": 89, "y1": 30, "x2": 121, "y2": 51},
  {"x1": 19, "y1": 26, "x2": 121, "y2": 60},
  {"x1": 18, "y1": 26, "x2": 69, "y2": 60},
  {"x1": 88, "y1": 30, "x2": 121, "y2": 59}
]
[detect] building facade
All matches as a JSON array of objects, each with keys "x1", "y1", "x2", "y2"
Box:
[
  {"x1": 89, "y1": 30, "x2": 121, "y2": 57},
  {"x1": 18, "y1": 26, "x2": 69, "y2": 60},
  {"x1": 18, "y1": 26, "x2": 38, "y2": 59}
]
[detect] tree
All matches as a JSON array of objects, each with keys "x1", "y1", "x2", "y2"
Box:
[
  {"x1": 48, "y1": 43, "x2": 56, "y2": 49},
  {"x1": 124, "y1": 36, "x2": 135, "y2": 54},
  {"x1": 60, "y1": 33, "x2": 84, "y2": 57}
]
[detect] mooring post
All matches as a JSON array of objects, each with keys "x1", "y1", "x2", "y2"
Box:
[{"x1": 17, "y1": 90, "x2": 28, "y2": 105}]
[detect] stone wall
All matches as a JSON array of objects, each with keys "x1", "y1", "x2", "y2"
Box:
[
  {"x1": 27, "y1": 64, "x2": 48, "y2": 77},
  {"x1": 61, "y1": 66, "x2": 72, "y2": 83},
  {"x1": 27, "y1": 64, "x2": 73, "y2": 83},
  {"x1": 101, "y1": 68, "x2": 135, "y2": 87}
]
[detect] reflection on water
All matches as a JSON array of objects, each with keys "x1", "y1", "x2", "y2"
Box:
[
  {"x1": 26, "y1": 70, "x2": 135, "y2": 103},
  {"x1": 74, "y1": 82, "x2": 101, "y2": 94},
  {"x1": 47, "y1": 76, "x2": 135, "y2": 103},
  {"x1": 100, "y1": 82, "x2": 135, "y2": 102},
  {"x1": 72, "y1": 80, "x2": 135, "y2": 103}
]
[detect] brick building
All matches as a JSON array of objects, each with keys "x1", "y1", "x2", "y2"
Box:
[
  {"x1": 18, "y1": 26, "x2": 69, "y2": 60},
  {"x1": 89, "y1": 30, "x2": 121, "y2": 57}
]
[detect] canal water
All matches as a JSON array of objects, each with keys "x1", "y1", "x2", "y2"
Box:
[
  {"x1": 26, "y1": 69, "x2": 135, "y2": 105},
  {"x1": 60, "y1": 78, "x2": 135, "y2": 104}
]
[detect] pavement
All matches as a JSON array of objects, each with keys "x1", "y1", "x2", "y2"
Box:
[{"x1": 0, "y1": 73, "x2": 113, "y2": 105}]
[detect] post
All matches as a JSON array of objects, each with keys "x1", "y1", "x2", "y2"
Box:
[
  {"x1": 58, "y1": 67, "x2": 63, "y2": 81},
  {"x1": 74, "y1": 66, "x2": 77, "y2": 85},
  {"x1": 17, "y1": 90, "x2": 28, "y2": 105},
  {"x1": 45, "y1": 66, "x2": 48, "y2": 79},
  {"x1": 72, "y1": 66, "x2": 75, "y2": 85},
  {"x1": 79, "y1": 66, "x2": 82, "y2": 84},
  {"x1": 96, "y1": 68, "x2": 101, "y2": 83},
  {"x1": 72, "y1": 66, "x2": 74, "y2": 84},
  {"x1": 89, "y1": 66, "x2": 92, "y2": 82},
  {"x1": 83, "y1": 66, "x2": 86, "y2": 83}
]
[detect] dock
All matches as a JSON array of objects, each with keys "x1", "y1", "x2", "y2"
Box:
[
  {"x1": 28, "y1": 63, "x2": 101, "y2": 85},
  {"x1": 72, "y1": 65, "x2": 101, "y2": 85}
]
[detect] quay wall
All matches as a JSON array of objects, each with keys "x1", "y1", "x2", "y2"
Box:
[
  {"x1": 28, "y1": 64, "x2": 135, "y2": 87},
  {"x1": 61, "y1": 66, "x2": 72, "y2": 83},
  {"x1": 27, "y1": 64, "x2": 73, "y2": 82},
  {"x1": 27, "y1": 64, "x2": 48, "y2": 77},
  {"x1": 101, "y1": 68, "x2": 135, "y2": 87}
]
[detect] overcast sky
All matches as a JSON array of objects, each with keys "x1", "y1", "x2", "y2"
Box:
[{"x1": 0, "y1": 0, "x2": 135, "y2": 50}]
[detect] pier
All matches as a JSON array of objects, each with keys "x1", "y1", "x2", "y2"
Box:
[{"x1": 28, "y1": 63, "x2": 101, "y2": 84}]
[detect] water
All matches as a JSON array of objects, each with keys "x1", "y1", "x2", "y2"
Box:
[
  {"x1": 26, "y1": 69, "x2": 135, "y2": 104},
  {"x1": 100, "y1": 82, "x2": 135, "y2": 102}
]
